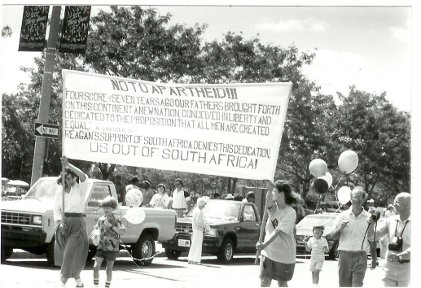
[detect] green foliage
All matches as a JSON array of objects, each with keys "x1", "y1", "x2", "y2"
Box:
[{"x1": 1, "y1": 6, "x2": 410, "y2": 209}]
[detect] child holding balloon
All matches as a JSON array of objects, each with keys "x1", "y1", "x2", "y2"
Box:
[{"x1": 92, "y1": 196, "x2": 125, "y2": 288}]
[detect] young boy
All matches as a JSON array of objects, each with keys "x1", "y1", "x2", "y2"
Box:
[
  {"x1": 93, "y1": 196, "x2": 125, "y2": 288},
  {"x1": 304, "y1": 225, "x2": 329, "y2": 287}
]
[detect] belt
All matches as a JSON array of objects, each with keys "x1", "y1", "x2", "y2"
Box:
[{"x1": 64, "y1": 213, "x2": 86, "y2": 217}]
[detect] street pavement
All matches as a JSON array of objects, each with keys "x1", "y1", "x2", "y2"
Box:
[{"x1": 0, "y1": 248, "x2": 389, "y2": 288}]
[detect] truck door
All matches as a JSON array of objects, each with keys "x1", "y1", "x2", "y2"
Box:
[
  {"x1": 236, "y1": 204, "x2": 260, "y2": 251},
  {"x1": 85, "y1": 184, "x2": 112, "y2": 235}
]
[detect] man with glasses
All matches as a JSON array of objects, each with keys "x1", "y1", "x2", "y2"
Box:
[
  {"x1": 172, "y1": 178, "x2": 187, "y2": 218},
  {"x1": 368, "y1": 192, "x2": 411, "y2": 286}
]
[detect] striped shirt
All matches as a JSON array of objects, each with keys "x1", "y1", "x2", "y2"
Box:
[{"x1": 308, "y1": 237, "x2": 328, "y2": 261}]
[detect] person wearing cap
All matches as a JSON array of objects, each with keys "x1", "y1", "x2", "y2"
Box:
[
  {"x1": 150, "y1": 183, "x2": 170, "y2": 209},
  {"x1": 140, "y1": 180, "x2": 154, "y2": 206},
  {"x1": 304, "y1": 225, "x2": 329, "y2": 287},
  {"x1": 53, "y1": 156, "x2": 89, "y2": 288},
  {"x1": 187, "y1": 197, "x2": 209, "y2": 265},
  {"x1": 92, "y1": 196, "x2": 125, "y2": 288},
  {"x1": 225, "y1": 193, "x2": 234, "y2": 200}
]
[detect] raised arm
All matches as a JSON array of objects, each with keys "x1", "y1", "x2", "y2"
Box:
[{"x1": 61, "y1": 155, "x2": 87, "y2": 182}]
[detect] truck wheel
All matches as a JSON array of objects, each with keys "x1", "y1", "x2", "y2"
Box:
[
  {"x1": 328, "y1": 241, "x2": 339, "y2": 260},
  {"x1": 46, "y1": 239, "x2": 56, "y2": 266},
  {"x1": 1, "y1": 246, "x2": 13, "y2": 262},
  {"x1": 165, "y1": 249, "x2": 181, "y2": 260},
  {"x1": 132, "y1": 234, "x2": 155, "y2": 266},
  {"x1": 217, "y1": 238, "x2": 234, "y2": 263}
]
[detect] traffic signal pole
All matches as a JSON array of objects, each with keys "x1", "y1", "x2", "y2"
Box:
[{"x1": 30, "y1": 6, "x2": 61, "y2": 186}]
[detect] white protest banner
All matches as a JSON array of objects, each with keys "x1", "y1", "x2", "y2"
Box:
[{"x1": 62, "y1": 70, "x2": 291, "y2": 181}]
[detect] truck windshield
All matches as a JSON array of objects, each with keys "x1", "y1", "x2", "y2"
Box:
[
  {"x1": 23, "y1": 178, "x2": 58, "y2": 201},
  {"x1": 202, "y1": 201, "x2": 240, "y2": 221}
]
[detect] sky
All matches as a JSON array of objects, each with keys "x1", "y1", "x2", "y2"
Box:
[{"x1": 0, "y1": 4, "x2": 413, "y2": 112}]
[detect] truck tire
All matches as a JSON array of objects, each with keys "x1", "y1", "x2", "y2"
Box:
[
  {"x1": 132, "y1": 234, "x2": 155, "y2": 266},
  {"x1": 217, "y1": 238, "x2": 234, "y2": 263},
  {"x1": 165, "y1": 249, "x2": 181, "y2": 260},
  {"x1": 1, "y1": 246, "x2": 13, "y2": 262}
]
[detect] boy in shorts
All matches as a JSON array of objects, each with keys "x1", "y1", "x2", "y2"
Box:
[
  {"x1": 93, "y1": 196, "x2": 125, "y2": 288},
  {"x1": 304, "y1": 225, "x2": 329, "y2": 287}
]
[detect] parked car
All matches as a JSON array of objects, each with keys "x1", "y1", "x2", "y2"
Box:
[
  {"x1": 162, "y1": 199, "x2": 261, "y2": 263},
  {"x1": 1, "y1": 177, "x2": 176, "y2": 265},
  {"x1": 295, "y1": 212, "x2": 339, "y2": 259}
]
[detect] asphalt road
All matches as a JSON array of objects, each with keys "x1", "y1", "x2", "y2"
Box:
[{"x1": 0, "y1": 249, "x2": 388, "y2": 288}]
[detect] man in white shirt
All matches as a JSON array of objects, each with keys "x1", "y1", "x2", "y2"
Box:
[
  {"x1": 327, "y1": 186, "x2": 377, "y2": 287},
  {"x1": 172, "y1": 178, "x2": 187, "y2": 218}
]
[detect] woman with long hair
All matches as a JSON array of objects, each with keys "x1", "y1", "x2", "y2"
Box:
[
  {"x1": 256, "y1": 180, "x2": 301, "y2": 287},
  {"x1": 53, "y1": 156, "x2": 89, "y2": 288}
]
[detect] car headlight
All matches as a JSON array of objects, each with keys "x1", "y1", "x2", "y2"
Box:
[
  {"x1": 205, "y1": 227, "x2": 218, "y2": 237},
  {"x1": 32, "y1": 215, "x2": 42, "y2": 225}
]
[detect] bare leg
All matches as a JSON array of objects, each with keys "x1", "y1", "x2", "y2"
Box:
[
  {"x1": 277, "y1": 280, "x2": 288, "y2": 287},
  {"x1": 106, "y1": 260, "x2": 114, "y2": 283},
  {"x1": 93, "y1": 257, "x2": 105, "y2": 285}
]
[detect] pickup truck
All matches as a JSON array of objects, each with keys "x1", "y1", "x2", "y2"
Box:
[
  {"x1": 162, "y1": 199, "x2": 261, "y2": 263},
  {"x1": 1, "y1": 177, "x2": 176, "y2": 265}
]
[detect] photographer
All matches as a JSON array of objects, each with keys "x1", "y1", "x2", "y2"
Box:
[
  {"x1": 368, "y1": 192, "x2": 410, "y2": 287},
  {"x1": 326, "y1": 186, "x2": 377, "y2": 287}
]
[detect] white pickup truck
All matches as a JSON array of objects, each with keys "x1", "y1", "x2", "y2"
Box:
[{"x1": 1, "y1": 177, "x2": 176, "y2": 265}]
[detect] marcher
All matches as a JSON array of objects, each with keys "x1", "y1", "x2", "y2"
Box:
[
  {"x1": 187, "y1": 197, "x2": 209, "y2": 264},
  {"x1": 256, "y1": 180, "x2": 300, "y2": 287},
  {"x1": 369, "y1": 192, "x2": 411, "y2": 287},
  {"x1": 53, "y1": 156, "x2": 89, "y2": 288},
  {"x1": 150, "y1": 183, "x2": 170, "y2": 209},
  {"x1": 379, "y1": 204, "x2": 396, "y2": 259},
  {"x1": 304, "y1": 226, "x2": 329, "y2": 287},
  {"x1": 113, "y1": 175, "x2": 125, "y2": 205},
  {"x1": 327, "y1": 186, "x2": 377, "y2": 287},
  {"x1": 93, "y1": 196, "x2": 125, "y2": 288},
  {"x1": 172, "y1": 178, "x2": 187, "y2": 218},
  {"x1": 141, "y1": 180, "x2": 154, "y2": 206},
  {"x1": 125, "y1": 177, "x2": 140, "y2": 192}
]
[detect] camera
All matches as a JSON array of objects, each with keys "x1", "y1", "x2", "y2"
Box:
[
  {"x1": 370, "y1": 210, "x2": 381, "y2": 222},
  {"x1": 388, "y1": 236, "x2": 403, "y2": 252}
]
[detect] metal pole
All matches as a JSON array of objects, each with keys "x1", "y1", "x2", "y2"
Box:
[{"x1": 30, "y1": 6, "x2": 61, "y2": 186}]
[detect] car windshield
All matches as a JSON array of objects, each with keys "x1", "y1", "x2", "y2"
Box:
[
  {"x1": 201, "y1": 201, "x2": 241, "y2": 221},
  {"x1": 296, "y1": 214, "x2": 337, "y2": 228},
  {"x1": 22, "y1": 178, "x2": 58, "y2": 201}
]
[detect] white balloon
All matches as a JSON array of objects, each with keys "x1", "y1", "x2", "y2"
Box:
[
  {"x1": 338, "y1": 150, "x2": 359, "y2": 174},
  {"x1": 124, "y1": 207, "x2": 145, "y2": 225},
  {"x1": 309, "y1": 159, "x2": 328, "y2": 177},
  {"x1": 337, "y1": 186, "x2": 352, "y2": 205}
]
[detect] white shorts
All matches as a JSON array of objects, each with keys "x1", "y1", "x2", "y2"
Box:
[{"x1": 310, "y1": 259, "x2": 324, "y2": 271}]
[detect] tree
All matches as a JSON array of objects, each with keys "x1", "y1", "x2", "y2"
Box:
[{"x1": 334, "y1": 86, "x2": 410, "y2": 200}]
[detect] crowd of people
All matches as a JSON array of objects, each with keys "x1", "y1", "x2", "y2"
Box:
[{"x1": 53, "y1": 157, "x2": 411, "y2": 287}]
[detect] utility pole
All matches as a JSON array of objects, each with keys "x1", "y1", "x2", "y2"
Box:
[{"x1": 30, "y1": 6, "x2": 61, "y2": 186}]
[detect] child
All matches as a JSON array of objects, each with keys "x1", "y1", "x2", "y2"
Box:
[
  {"x1": 93, "y1": 196, "x2": 125, "y2": 288},
  {"x1": 304, "y1": 225, "x2": 329, "y2": 287}
]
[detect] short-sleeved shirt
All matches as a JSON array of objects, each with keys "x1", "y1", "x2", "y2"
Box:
[
  {"x1": 94, "y1": 215, "x2": 125, "y2": 252},
  {"x1": 54, "y1": 179, "x2": 89, "y2": 221},
  {"x1": 192, "y1": 207, "x2": 205, "y2": 231},
  {"x1": 150, "y1": 193, "x2": 170, "y2": 209},
  {"x1": 376, "y1": 215, "x2": 410, "y2": 257},
  {"x1": 333, "y1": 207, "x2": 374, "y2": 252},
  {"x1": 307, "y1": 237, "x2": 329, "y2": 261},
  {"x1": 172, "y1": 188, "x2": 187, "y2": 209},
  {"x1": 261, "y1": 204, "x2": 296, "y2": 264}
]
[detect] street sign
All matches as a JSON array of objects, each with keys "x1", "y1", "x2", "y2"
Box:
[{"x1": 34, "y1": 122, "x2": 59, "y2": 139}]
